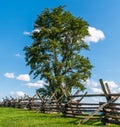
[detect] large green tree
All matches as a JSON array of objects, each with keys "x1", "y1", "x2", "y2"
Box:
[{"x1": 24, "y1": 6, "x2": 93, "y2": 99}]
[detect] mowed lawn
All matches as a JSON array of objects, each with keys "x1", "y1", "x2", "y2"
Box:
[{"x1": 0, "y1": 107, "x2": 119, "y2": 127}]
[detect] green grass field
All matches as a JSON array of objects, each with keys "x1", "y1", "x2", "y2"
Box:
[{"x1": 0, "y1": 107, "x2": 119, "y2": 127}]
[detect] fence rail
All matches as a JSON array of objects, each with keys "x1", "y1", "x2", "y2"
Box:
[{"x1": 0, "y1": 79, "x2": 120, "y2": 125}]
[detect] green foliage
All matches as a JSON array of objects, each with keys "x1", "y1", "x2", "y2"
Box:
[{"x1": 24, "y1": 6, "x2": 93, "y2": 98}]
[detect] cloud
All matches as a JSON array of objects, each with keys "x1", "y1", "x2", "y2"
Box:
[
  {"x1": 16, "y1": 74, "x2": 30, "y2": 82},
  {"x1": 23, "y1": 27, "x2": 41, "y2": 35},
  {"x1": 15, "y1": 53, "x2": 22, "y2": 58},
  {"x1": 86, "y1": 79, "x2": 104, "y2": 93},
  {"x1": 4, "y1": 73, "x2": 15, "y2": 79},
  {"x1": 85, "y1": 79, "x2": 103, "y2": 93},
  {"x1": 84, "y1": 79, "x2": 120, "y2": 103},
  {"x1": 23, "y1": 31, "x2": 31, "y2": 35},
  {"x1": 104, "y1": 81, "x2": 118, "y2": 89},
  {"x1": 32, "y1": 27, "x2": 41, "y2": 33},
  {"x1": 116, "y1": 88, "x2": 120, "y2": 93},
  {"x1": 26, "y1": 80, "x2": 47, "y2": 88},
  {"x1": 86, "y1": 79, "x2": 99, "y2": 87},
  {"x1": 91, "y1": 87, "x2": 103, "y2": 93},
  {"x1": 86, "y1": 79, "x2": 120, "y2": 94},
  {"x1": 10, "y1": 91, "x2": 25, "y2": 97},
  {"x1": 83, "y1": 26, "x2": 105, "y2": 43},
  {"x1": 104, "y1": 80, "x2": 119, "y2": 93}
]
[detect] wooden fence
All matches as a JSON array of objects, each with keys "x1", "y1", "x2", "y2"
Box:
[{"x1": 0, "y1": 79, "x2": 120, "y2": 125}]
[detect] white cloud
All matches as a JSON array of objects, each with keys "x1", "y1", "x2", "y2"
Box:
[
  {"x1": 116, "y1": 88, "x2": 120, "y2": 93},
  {"x1": 104, "y1": 80, "x2": 119, "y2": 93},
  {"x1": 91, "y1": 87, "x2": 103, "y2": 93},
  {"x1": 15, "y1": 53, "x2": 22, "y2": 58},
  {"x1": 16, "y1": 74, "x2": 30, "y2": 82},
  {"x1": 104, "y1": 81, "x2": 118, "y2": 89},
  {"x1": 23, "y1": 27, "x2": 41, "y2": 35},
  {"x1": 83, "y1": 79, "x2": 120, "y2": 103},
  {"x1": 85, "y1": 79, "x2": 103, "y2": 93},
  {"x1": 4, "y1": 73, "x2": 15, "y2": 79},
  {"x1": 23, "y1": 31, "x2": 31, "y2": 35},
  {"x1": 87, "y1": 79, "x2": 120, "y2": 94},
  {"x1": 26, "y1": 80, "x2": 47, "y2": 88},
  {"x1": 86, "y1": 79, "x2": 99, "y2": 87},
  {"x1": 10, "y1": 91, "x2": 25, "y2": 97},
  {"x1": 83, "y1": 26, "x2": 105, "y2": 43},
  {"x1": 32, "y1": 27, "x2": 41, "y2": 33}
]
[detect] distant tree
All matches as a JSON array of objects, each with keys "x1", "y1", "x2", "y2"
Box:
[{"x1": 24, "y1": 6, "x2": 93, "y2": 99}]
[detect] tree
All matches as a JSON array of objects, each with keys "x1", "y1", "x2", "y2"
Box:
[{"x1": 24, "y1": 6, "x2": 93, "y2": 99}]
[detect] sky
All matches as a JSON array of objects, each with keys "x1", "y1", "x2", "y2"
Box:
[{"x1": 0, "y1": 0, "x2": 120, "y2": 102}]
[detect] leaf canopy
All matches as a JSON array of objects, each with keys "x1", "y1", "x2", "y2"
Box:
[{"x1": 24, "y1": 6, "x2": 93, "y2": 98}]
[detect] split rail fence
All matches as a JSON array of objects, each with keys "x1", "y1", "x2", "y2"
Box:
[{"x1": 0, "y1": 79, "x2": 120, "y2": 125}]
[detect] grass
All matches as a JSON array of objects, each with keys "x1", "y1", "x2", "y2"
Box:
[{"x1": 0, "y1": 107, "x2": 119, "y2": 127}]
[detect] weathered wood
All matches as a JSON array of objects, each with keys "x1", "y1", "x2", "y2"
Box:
[
  {"x1": 81, "y1": 102, "x2": 109, "y2": 124},
  {"x1": 63, "y1": 90, "x2": 86, "y2": 117},
  {"x1": 79, "y1": 103, "x2": 99, "y2": 105},
  {"x1": 107, "y1": 120, "x2": 120, "y2": 125},
  {"x1": 99, "y1": 79, "x2": 110, "y2": 101},
  {"x1": 68, "y1": 89, "x2": 81, "y2": 102},
  {"x1": 105, "y1": 114, "x2": 120, "y2": 119},
  {"x1": 77, "y1": 92, "x2": 88, "y2": 103},
  {"x1": 1, "y1": 78, "x2": 120, "y2": 125},
  {"x1": 105, "y1": 83, "x2": 111, "y2": 95},
  {"x1": 105, "y1": 107, "x2": 120, "y2": 110},
  {"x1": 60, "y1": 85, "x2": 68, "y2": 97},
  {"x1": 46, "y1": 92, "x2": 56, "y2": 103},
  {"x1": 100, "y1": 102, "x2": 120, "y2": 106},
  {"x1": 78, "y1": 106, "x2": 99, "y2": 109},
  {"x1": 67, "y1": 90, "x2": 82, "y2": 104},
  {"x1": 105, "y1": 111, "x2": 120, "y2": 117},
  {"x1": 68, "y1": 93, "x2": 120, "y2": 97},
  {"x1": 80, "y1": 96, "x2": 119, "y2": 124},
  {"x1": 36, "y1": 91, "x2": 45, "y2": 103}
]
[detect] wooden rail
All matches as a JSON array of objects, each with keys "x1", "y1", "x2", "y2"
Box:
[{"x1": 0, "y1": 79, "x2": 120, "y2": 125}]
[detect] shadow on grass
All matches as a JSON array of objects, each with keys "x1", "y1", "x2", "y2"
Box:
[{"x1": 67, "y1": 117, "x2": 104, "y2": 126}]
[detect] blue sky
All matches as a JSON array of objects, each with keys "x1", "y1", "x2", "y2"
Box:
[{"x1": 0, "y1": 0, "x2": 120, "y2": 101}]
